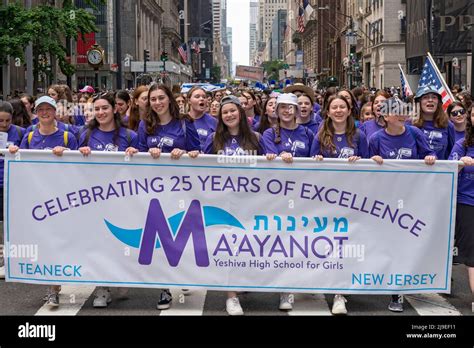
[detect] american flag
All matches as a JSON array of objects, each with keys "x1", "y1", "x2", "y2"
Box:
[
  {"x1": 191, "y1": 41, "x2": 201, "y2": 54},
  {"x1": 417, "y1": 55, "x2": 455, "y2": 111},
  {"x1": 297, "y1": 4, "x2": 305, "y2": 33},
  {"x1": 398, "y1": 64, "x2": 413, "y2": 101},
  {"x1": 178, "y1": 43, "x2": 187, "y2": 64}
]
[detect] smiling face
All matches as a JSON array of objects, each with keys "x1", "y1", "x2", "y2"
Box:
[
  {"x1": 189, "y1": 89, "x2": 207, "y2": 114},
  {"x1": 36, "y1": 103, "x2": 56, "y2": 126},
  {"x1": 298, "y1": 95, "x2": 312, "y2": 119},
  {"x1": 327, "y1": 98, "x2": 350, "y2": 126},
  {"x1": 220, "y1": 103, "x2": 241, "y2": 130},
  {"x1": 383, "y1": 113, "x2": 409, "y2": 128},
  {"x1": 361, "y1": 106, "x2": 374, "y2": 122},
  {"x1": 0, "y1": 111, "x2": 12, "y2": 132},
  {"x1": 449, "y1": 105, "x2": 467, "y2": 126},
  {"x1": 277, "y1": 103, "x2": 297, "y2": 124},
  {"x1": 420, "y1": 93, "x2": 439, "y2": 115},
  {"x1": 149, "y1": 89, "x2": 170, "y2": 117},
  {"x1": 93, "y1": 99, "x2": 115, "y2": 128}
]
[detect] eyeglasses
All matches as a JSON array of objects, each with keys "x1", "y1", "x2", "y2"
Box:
[{"x1": 451, "y1": 109, "x2": 466, "y2": 117}]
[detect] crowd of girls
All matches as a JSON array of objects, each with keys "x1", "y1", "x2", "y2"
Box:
[{"x1": 0, "y1": 81, "x2": 472, "y2": 316}]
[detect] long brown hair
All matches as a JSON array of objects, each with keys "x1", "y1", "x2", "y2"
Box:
[
  {"x1": 145, "y1": 84, "x2": 190, "y2": 135},
  {"x1": 84, "y1": 93, "x2": 123, "y2": 146},
  {"x1": 464, "y1": 105, "x2": 474, "y2": 148},
  {"x1": 129, "y1": 85, "x2": 149, "y2": 131},
  {"x1": 257, "y1": 97, "x2": 277, "y2": 134},
  {"x1": 242, "y1": 90, "x2": 263, "y2": 117},
  {"x1": 212, "y1": 101, "x2": 259, "y2": 154},
  {"x1": 318, "y1": 95, "x2": 356, "y2": 154},
  {"x1": 187, "y1": 86, "x2": 206, "y2": 118},
  {"x1": 413, "y1": 94, "x2": 449, "y2": 129}
]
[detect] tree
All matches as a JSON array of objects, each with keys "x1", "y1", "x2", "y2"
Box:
[
  {"x1": 0, "y1": 1, "x2": 99, "y2": 81},
  {"x1": 262, "y1": 60, "x2": 286, "y2": 82},
  {"x1": 211, "y1": 66, "x2": 221, "y2": 83}
]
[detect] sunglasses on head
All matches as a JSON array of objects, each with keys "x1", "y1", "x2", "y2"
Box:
[{"x1": 451, "y1": 109, "x2": 466, "y2": 117}]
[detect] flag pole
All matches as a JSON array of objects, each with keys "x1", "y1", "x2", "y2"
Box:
[
  {"x1": 426, "y1": 52, "x2": 455, "y2": 101},
  {"x1": 398, "y1": 63, "x2": 413, "y2": 95}
]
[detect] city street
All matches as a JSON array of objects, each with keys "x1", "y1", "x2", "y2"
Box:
[{"x1": 1, "y1": 265, "x2": 472, "y2": 316}]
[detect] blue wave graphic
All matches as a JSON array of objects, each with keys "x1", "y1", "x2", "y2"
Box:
[{"x1": 105, "y1": 206, "x2": 244, "y2": 249}]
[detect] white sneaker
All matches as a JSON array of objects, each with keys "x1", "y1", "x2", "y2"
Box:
[
  {"x1": 279, "y1": 293, "x2": 293, "y2": 310},
  {"x1": 332, "y1": 294, "x2": 347, "y2": 315},
  {"x1": 0, "y1": 265, "x2": 5, "y2": 279},
  {"x1": 93, "y1": 287, "x2": 112, "y2": 308},
  {"x1": 226, "y1": 297, "x2": 244, "y2": 316}
]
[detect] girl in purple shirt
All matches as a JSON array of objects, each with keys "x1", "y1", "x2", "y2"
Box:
[
  {"x1": 447, "y1": 101, "x2": 467, "y2": 143},
  {"x1": 187, "y1": 86, "x2": 217, "y2": 150},
  {"x1": 297, "y1": 93, "x2": 322, "y2": 134},
  {"x1": 448, "y1": 104, "x2": 474, "y2": 298},
  {"x1": 359, "y1": 90, "x2": 390, "y2": 141},
  {"x1": 9, "y1": 96, "x2": 78, "y2": 308}
]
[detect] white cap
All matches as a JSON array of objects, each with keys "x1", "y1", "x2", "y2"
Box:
[
  {"x1": 34, "y1": 96, "x2": 57, "y2": 110},
  {"x1": 276, "y1": 93, "x2": 298, "y2": 106}
]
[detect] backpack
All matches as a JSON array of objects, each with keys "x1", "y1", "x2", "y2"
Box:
[{"x1": 28, "y1": 131, "x2": 69, "y2": 148}]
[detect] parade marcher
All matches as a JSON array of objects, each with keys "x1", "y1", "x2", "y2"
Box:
[
  {"x1": 79, "y1": 85, "x2": 95, "y2": 100},
  {"x1": 309, "y1": 94, "x2": 368, "y2": 315},
  {"x1": 175, "y1": 94, "x2": 188, "y2": 114},
  {"x1": 447, "y1": 101, "x2": 468, "y2": 143},
  {"x1": 203, "y1": 95, "x2": 263, "y2": 315},
  {"x1": 10, "y1": 99, "x2": 32, "y2": 128},
  {"x1": 20, "y1": 94, "x2": 37, "y2": 125},
  {"x1": 359, "y1": 102, "x2": 374, "y2": 123},
  {"x1": 297, "y1": 93, "x2": 321, "y2": 134},
  {"x1": 263, "y1": 93, "x2": 314, "y2": 311},
  {"x1": 412, "y1": 85, "x2": 455, "y2": 160},
  {"x1": 209, "y1": 99, "x2": 220, "y2": 118},
  {"x1": 338, "y1": 89, "x2": 360, "y2": 126},
  {"x1": 8, "y1": 96, "x2": 78, "y2": 307},
  {"x1": 213, "y1": 89, "x2": 224, "y2": 103},
  {"x1": 187, "y1": 86, "x2": 217, "y2": 150},
  {"x1": 359, "y1": 90, "x2": 390, "y2": 141},
  {"x1": 310, "y1": 95, "x2": 369, "y2": 161},
  {"x1": 126, "y1": 84, "x2": 200, "y2": 310},
  {"x1": 255, "y1": 95, "x2": 278, "y2": 135},
  {"x1": 48, "y1": 84, "x2": 67, "y2": 102},
  {"x1": 78, "y1": 93, "x2": 138, "y2": 308},
  {"x1": 128, "y1": 85, "x2": 149, "y2": 131},
  {"x1": 0, "y1": 101, "x2": 26, "y2": 279},
  {"x1": 449, "y1": 104, "x2": 474, "y2": 304},
  {"x1": 115, "y1": 90, "x2": 131, "y2": 127},
  {"x1": 241, "y1": 90, "x2": 262, "y2": 125}
]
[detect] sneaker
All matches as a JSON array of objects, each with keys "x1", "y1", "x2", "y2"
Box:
[
  {"x1": 388, "y1": 295, "x2": 404, "y2": 312},
  {"x1": 226, "y1": 297, "x2": 244, "y2": 316},
  {"x1": 157, "y1": 289, "x2": 172, "y2": 310},
  {"x1": 45, "y1": 292, "x2": 59, "y2": 307},
  {"x1": 279, "y1": 293, "x2": 293, "y2": 310},
  {"x1": 93, "y1": 288, "x2": 112, "y2": 308},
  {"x1": 0, "y1": 265, "x2": 4, "y2": 279},
  {"x1": 332, "y1": 295, "x2": 347, "y2": 315}
]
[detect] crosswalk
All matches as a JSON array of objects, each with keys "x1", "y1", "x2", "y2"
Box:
[{"x1": 26, "y1": 286, "x2": 468, "y2": 316}]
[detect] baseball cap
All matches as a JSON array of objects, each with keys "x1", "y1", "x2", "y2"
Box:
[
  {"x1": 34, "y1": 96, "x2": 57, "y2": 110},
  {"x1": 79, "y1": 85, "x2": 95, "y2": 94},
  {"x1": 276, "y1": 93, "x2": 298, "y2": 106},
  {"x1": 220, "y1": 95, "x2": 242, "y2": 107},
  {"x1": 414, "y1": 85, "x2": 441, "y2": 102}
]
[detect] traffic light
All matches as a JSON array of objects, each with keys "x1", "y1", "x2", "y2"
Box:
[
  {"x1": 160, "y1": 51, "x2": 168, "y2": 62},
  {"x1": 144, "y1": 49, "x2": 150, "y2": 63}
]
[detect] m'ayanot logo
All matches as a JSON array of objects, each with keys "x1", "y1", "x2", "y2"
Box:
[{"x1": 105, "y1": 199, "x2": 244, "y2": 267}]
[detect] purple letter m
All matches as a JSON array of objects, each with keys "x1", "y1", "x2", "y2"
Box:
[{"x1": 138, "y1": 199, "x2": 209, "y2": 267}]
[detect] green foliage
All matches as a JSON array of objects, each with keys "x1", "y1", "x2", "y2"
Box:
[
  {"x1": 0, "y1": 1, "x2": 99, "y2": 78},
  {"x1": 211, "y1": 66, "x2": 221, "y2": 83},
  {"x1": 262, "y1": 60, "x2": 285, "y2": 81}
]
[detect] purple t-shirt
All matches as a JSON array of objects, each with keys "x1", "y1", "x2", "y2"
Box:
[
  {"x1": 0, "y1": 125, "x2": 25, "y2": 188},
  {"x1": 416, "y1": 120, "x2": 455, "y2": 160},
  {"x1": 20, "y1": 128, "x2": 78, "y2": 150},
  {"x1": 454, "y1": 129, "x2": 465, "y2": 144},
  {"x1": 368, "y1": 126, "x2": 435, "y2": 159},
  {"x1": 26, "y1": 121, "x2": 80, "y2": 139},
  {"x1": 300, "y1": 117, "x2": 321, "y2": 135},
  {"x1": 449, "y1": 139, "x2": 474, "y2": 206},
  {"x1": 262, "y1": 125, "x2": 314, "y2": 157},
  {"x1": 359, "y1": 119, "x2": 384, "y2": 141},
  {"x1": 313, "y1": 103, "x2": 321, "y2": 114},
  {"x1": 310, "y1": 130, "x2": 369, "y2": 158},
  {"x1": 203, "y1": 132, "x2": 264, "y2": 155},
  {"x1": 79, "y1": 127, "x2": 138, "y2": 152},
  {"x1": 193, "y1": 113, "x2": 217, "y2": 150},
  {"x1": 137, "y1": 119, "x2": 201, "y2": 153}
]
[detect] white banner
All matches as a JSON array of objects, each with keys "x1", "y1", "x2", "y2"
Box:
[{"x1": 3, "y1": 151, "x2": 458, "y2": 294}]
